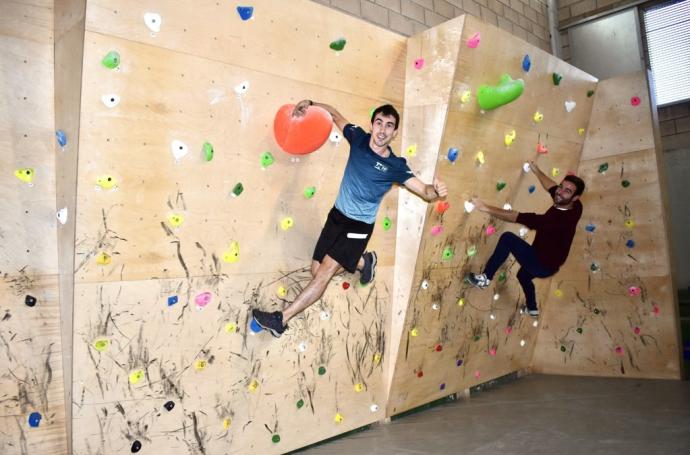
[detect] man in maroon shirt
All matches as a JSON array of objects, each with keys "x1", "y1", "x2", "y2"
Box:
[{"x1": 466, "y1": 161, "x2": 585, "y2": 317}]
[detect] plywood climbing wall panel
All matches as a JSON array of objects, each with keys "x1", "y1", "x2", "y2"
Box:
[
  {"x1": 0, "y1": 1, "x2": 68, "y2": 453},
  {"x1": 388, "y1": 14, "x2": 598, "y2": 415},
  {"x1": 532, "y1": 72, "x2": 681, "y2": 379},
  {"x1": 71, "y1": 0, "x2": 406, "y2": 452}
]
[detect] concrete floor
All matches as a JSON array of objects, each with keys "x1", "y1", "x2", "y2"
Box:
[{"x1": 296, "y1": 375, "x2": 690, "y2": 455}]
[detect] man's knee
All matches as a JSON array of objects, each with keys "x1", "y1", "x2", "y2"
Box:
[{"x1": 317, "y1": 255, "x2": 342, "y2": 280}]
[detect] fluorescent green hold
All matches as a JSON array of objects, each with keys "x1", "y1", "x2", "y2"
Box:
[
  {"x1": 260, "y1": 151, "x2": 275, "y2": 168},
  {"x1": 93, "y1": 339, "x2": 109, "y2": 352},
  {"x1": 382, "y1": 217, "x2": 392, "y2": 231},
  {"x1": 369, "y1": 107, "x2": 376, "y2": 120},
  {"x1": 498, "y1": 272, "x2": 507, "y2": 282},
  {"x1": 329, "y1": 38, "x2": 346, "y2": 51},
  {"x1": 296, "y1": 399, "x2": 304, "y2": 409},
  {"x1": 304, "y1": 186, "x2": 316, "y2": 199},
  {"x1": 621, "y1": 180, "x2": 630, "y2": 188},
  {"x1": 467, "y1": 245, "x2": 477, "y2": 257},
  {"x1": 272, "y1": 434, "x2": 281, "y2": 443},
  {"x1": 232, "y1": 182, "x2": 244, "y2": 197},
  {"x1": 553, "y1": 73, "x2": 563, "y2": 86},
  {"x1": 101, "y1": 51, "x2": 120, "y2": 69},
  {"x1": 598, "y1": 163, "x2": 609, "y2": 173},
  {"x1": 442, "y1": 246, "x2": 454, "y2": 261},
  {"x1": 203, "y1": 142, "x2": 214, "y2": 161},
  {"x1": 477, "y1": 74, "x2": 525, "y2": 110},
  {"x1": 318, "y1": 366, "x2": 326, "y2": 375},
  {"x1": 496, "y1": 180, "x2": 506, "y2": 191}
]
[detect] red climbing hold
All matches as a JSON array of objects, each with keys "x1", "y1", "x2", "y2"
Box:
[
  {"x1": 435, "y1": 344, "x2": 443, "y2": 352},
  {"x1": 417, "y1": 370, "x2": 424, "y2": 378},
  {"x1": 342, "y1": 282, "x2": 350, "y2": 290},
  {"x1": 631, "y1": 96, "x2": 641, "y2": 106},
  {"x1": 435, "y1": 200, "x2": 450, "y2": 214},
  {"x1": 273, "y1": 104, "x2": 332, "y2": 155}
]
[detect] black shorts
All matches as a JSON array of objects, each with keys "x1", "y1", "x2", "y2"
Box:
[{"x1": 312, "y1": 207, "x2": 374, "y2": 273}]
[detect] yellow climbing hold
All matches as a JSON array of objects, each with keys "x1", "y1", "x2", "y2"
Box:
[
  {"x1": 354, "y1": 383, "x2": 363, "y2": 392},
  {"x1": 533, "y1": 111, "x2": 544, "y2": 123},
  {"x1": 334, "y1": 413, "x2": 344, "y2": 424},
  {"x1": 225, "y1": 322, "x2": 237, "y2": 333},
  {"x1": 222, "y1": 241, "x2": 240, "y2": 263},
  {"x1": 96, "y1": 252, "x2": 112, "y2": 265},
  {"x1": 93, "y1": 338, "x2": 109, "y2": 352},
  {"x1": 457, "y1": 298, "x2": 465, "y2": 306},
  {"x1": 96, "y1": 175, "x2": 118, "y2": 190},
  {"x1": 404, "y1": 144, "x2": 417, "y2": 157},
  {"x1": 129, "y1": 369, "x2": 145, "y2": 384},
  {"x1": 373, "y1": 352, "x2": 382, "y2": 364},
  {"x1": 14, "y1": 168, "x2": 34, "y2": 184},
  {"x1": 280, "y1": 217, "x2": 294, "y2": 231},
  {"x1": 460, "y1": 90, "x2": 471, "y2": 104},
  {"x1": 410, "y1": 327, "x2": 419, "y2": 337},
  {"x1": 167, "y1": 213, "x2": 184, "y2": 228},
  {"x1": 624, "y1": 219, "x2": 635, "y2": 229},
  {"x1": 276, "y1": 285, "x2": 288, "y2": 298},
  {"x1": 475, "y1": 151, "x2": 485, "y2": 165},
  {"x1": 223, "y1": 417, "x2": 232, "y2": 430},
  {"x1": 248, "y1": 379, "x2": 259, "y2": 392},
  {"x1": 504, "y1": 130, "x2": 516, "y2": 146},
  {"x1": 578, "y1": 127, "x2": 586, "y2": 136},
  {"x1": 551, "y1": 167, "x2": 560, "y2": 177},
  {"x1": 554, "y1": 289, "x2": 563, "y2": 297},
  {"x1": 194, "y1": 359, "x2": 207, "y2": 371}
]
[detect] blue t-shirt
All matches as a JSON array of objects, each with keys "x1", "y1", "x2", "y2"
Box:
[{"x1": 334, "y1": 124, "x2": 414, "y2": 224}]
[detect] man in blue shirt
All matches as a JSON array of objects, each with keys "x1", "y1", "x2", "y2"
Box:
[{"x1": 253, "y1": 100, "x2": 448, "y2": 337}]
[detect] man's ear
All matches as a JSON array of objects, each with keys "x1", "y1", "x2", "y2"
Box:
[{"x1": 572, "y1": 194, "x2": 580, "y2": 202}]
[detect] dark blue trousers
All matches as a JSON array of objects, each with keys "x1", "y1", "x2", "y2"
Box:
[{"x1": 483, "y1": 232, "x2": 555, "y2": 311}]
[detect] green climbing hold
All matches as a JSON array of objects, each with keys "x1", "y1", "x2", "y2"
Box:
[
  {"x1": 318, "y1": 366, "x2": 326, "y2": 376},
  {"x1": 477, "y1": 74, "x2": 525, "y2": 110},
  {"x1": 369, "y1": 107, "x2": 376, "y2": 120},
  {"x1": 498, "y1": 272, "x2": 507, "y2": 282},
  {"x1": 590, "y1": 262, "x2": 600, "y2": 272},
  {"x1": 232, "y1": 182, "x2": 244, "y2": 197},
  {"x1": 496, "y1": 180, "x2": 506, "y2": 191},
  {"x1": 329, "y1": 38, "x2": 347, "y2": 51},
  {"x1": 382, "y1": 216, "x2": 392, "y2": 231},
  {"x1": 272, "y1": 434, "x2": 281, "y2": 443},
  {"x1": 576, "y1": 328, "x2": 583, "y2": 334},
  {"x1": 304, "y1": 186, "x2": 316, "y2": 199},
  {"x1": 473, "y1": 335, "x2": 480, "y2": 342},
  {"x1": 203, "y1": 142, "x2": 214, "y2": 161},
  {"x1": 552, "y1": 73, "x2": 562, "y2": 86},
  {"x1": 442, "y1": 246, "x2": 454, "y2": 261},
  {"x1": 260, "y1": 151, "x2": 275, "y2": 168},
  {"x1": 587, "y1": 90, "x2": 595, "y2": 97},
  {"x1": 560, "y1": 346, "x2": 566, "y2": 352},
  {"x1": 594, "y1": 308, "x2": 600, "y2": 315},
  {"x1": 466, "y1": 245, "x2": 477, "y2": 257},
  {"x1": 296, "y1": 399, "x2": 304, "y2": 409},
  {"x1": 101, "y1": 51, "x2": 120, "y2": 69},
  {"x1": 621, "y1": 180, "x2": 630, "y2": 188},
  {"x1": 598, "y1": 163, "x2": 609, "y2": 173}
]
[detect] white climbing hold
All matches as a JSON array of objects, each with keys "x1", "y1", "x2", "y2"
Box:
[
  {"x1": 329, "y1": 130, "x2": 342, "y2": 144},
  {"x1": 523, "y1": 162, "x2": 531, "y2": 173},
  {"x1": 421, "y1": 280, "x2": 429, "y2": 290},
  {"x1": 493, "y1": 293, "x2": 500, "y2": 301},
  {"x1": 370, "y1": 404, "x2": 380, "y2": 413},
  {"x1": 56, "y1": 207, "x2": 68, "y2": 225},
  {"x1": 144, "y1": 12, "x2": 162, "y2": 33},
  {"x1": 532, "y1": 320, "x2": 539, "y2": 327},
  {"x1": 519, "y1": 227, "x2": 529, "y2": 238},
  {"x1": 320, "y1": 311, "x2": 331, "y2": 321},
  {"x1": 565, "y1": 100, "x2": 576, "y2": 113},
  {"x1": 520, "y1": 339, "x2": 526, "y2": 347},
  {"x1": 432, "y1": 303, "x2": 440, "y2": 310},
  {"x1": 171, "y1": 139, "x2": 189, "y2": 162},
  {"x1": 234, "y1": 80, "x2": 250, "y2": 95},
  {"x1": 464, "y1": 201, "x2": 475, "y2": 213},
  {"x1": 101, "y1": 94, "x2": 120, "y2": 108},
  {"x1": 298, "y1": 342, "x2": 308, "y2": 352},
  {"x1": 503, "y1": 203, "x2": 512, "y2": 211}
]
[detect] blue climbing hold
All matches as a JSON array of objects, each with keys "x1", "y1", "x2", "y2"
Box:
[
  {"x1": 447, "y1": 147, "x2": 459, "y2": 162},
  {"x1": 585, "y1": 223, "x2": 596, "y2": 232},
  {"x1": 250, "y1": 319, "x2": 263, "y2": 333},
  {"x1": 28, "y1": 412, "x2": 41, "y2": 428},
  {"x1": 626, "y1": 239, "x2": 635, "y2": 248},
  {"x1": 56, "y1": 130, "x2": 67, "y2": 147},
  {"x1": 528, "y1": 185, "x2": 536, "y2": 194},
  {"x1": 167, "y1": 295, "x2": 178, "y2": 306},
  {"x1": 522, "y1": 54, "x2": 531, "y2": 72},
  {"x1": 237, "y1": 6, "x2": 254, "y2": 20}
]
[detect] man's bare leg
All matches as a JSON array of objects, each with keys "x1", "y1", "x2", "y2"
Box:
[{"x1": 283, "y1": 255, "x2": 342, "y2": 323}]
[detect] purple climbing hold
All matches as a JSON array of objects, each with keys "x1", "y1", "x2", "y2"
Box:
[
  {"x1": 456, "y1": 359, "x2": 463, "y2": 367},
  {"x1": 28, "y1": 412, "x2": 41, "y2": 428},
  {"x1": 237, "y1": 6, "x2": 254, "y2": 20},
  {"x1": 439, "y1": 383, "x2": 446, "y2": 390}
]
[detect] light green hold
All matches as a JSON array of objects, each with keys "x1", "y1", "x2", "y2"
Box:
[
  {"x1": 101, "y1": 51, "x2": 120, "y2": 69},
  {"x1": 477, "y1": 74, "x2": 525, "y2": 110},
  {"x1": 442, "y1": 246, "x2": 454, "y2": 261},
  {"x1": 382, "y1": 217, "x2": 392, "y2": 231},
  {"x1": 304, "y1": 186, "x2": 316, "y2": 199},
  {"x1": 203, "y1": 142, "x2": 214, "y2": 161},
  {"x1": 467, "y1": 245, "x2": 477, "y2": 257},
  {"x1": 260, "y1": 151, "x2": 275, "y2": 168}
]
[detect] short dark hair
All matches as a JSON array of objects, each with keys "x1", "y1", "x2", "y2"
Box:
[
  {"x1": 563, "y1": 175, "x2": 585, "y2": 196},
  {"x1": 371, "y1": 104, "x2": 400, "y2": 130}
]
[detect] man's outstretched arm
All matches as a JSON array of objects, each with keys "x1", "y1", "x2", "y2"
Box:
[
  {"x1": 472, "y1": 197, "x2": 518, "y2": 222},
  {"x1": 529, "y1": 161, "x2": 557, "y2": 191},
  {"x1": 403, "y1": 177, "x2": 448, "y2": 202},
  {"x1": 293, "y1": 100, "x2": 348, "y2": 132}
]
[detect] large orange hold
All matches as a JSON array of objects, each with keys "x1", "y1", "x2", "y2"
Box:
[{"x1": 273, "y1": 104, "x2": 333, "y2": 155}]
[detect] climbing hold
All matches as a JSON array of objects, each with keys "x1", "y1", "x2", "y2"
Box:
[
  {"x1": 329, "y1": 38, "x2": 346, "y2": 51},
  {"x1": 329, "y1": 130, "x2": 342, "y2": 144},
  {"x1": 456, "y1": 359, "x2": 464, "y2": 366},
  {"x1": 231, "y1": 182, "x2": 244, "y2": 197},
  {"x1": 96, "y1": 252, "x2": 111, "y2": 265},
  {"x1": 223, "y1": 417, "x2": 232, "y2": 430},
  {"x1": 414, "y1": 58, "x2": 425, "y2": 69},
  {"x1": 615, "y1": 346, "x2": 624, "y2": 356},
  {"x1": 504, "y1": 130, "x2": 516, "y2": 146},
  {"x1": 653, "y1": 305, "x2": 660, "y2": 316},
  {"x1": 624, "y1": 219, "x2": 635, "y2": 229},
  {"x1": 587, "y1": 90, "x2": 595, "y2": 97},
  {"x1": 370, "y1": 404, "x2": 380, "y2": 413},
  {"x1": 170, "y1": 140, "x2": 188, "y2": 162},
  {"x1": 430, "y1": 225, "x2": 443, "y2": 236},
  {"x1": 460, "y1": 90, "x2": 471, "y2": 104},
  {"x1": 522, "y1": 54, "x2": 531, "y2": 72},
  {"x1": 96, "y1": 175, "x2": 117, "y2": 190},
  {"x1": 432, "y1": 303, "x2": 440, "y2": 310},
  {"x1": 628, "y1": 286, "x2": 641, "y2": 296},
  {"x1": 498, "y1": 272, "x2": 506, "y2": 282},
  {"x1": 143, "y1": 12, "x2": 162, "y2": 33},
  {"x1": 296, "y1": 399, "x2": 304, "y2": 409},
  {"x1": 447, "y1": 147, "x2": 459, "y2": 162},
  {"x1": 631, "y1": 96, "x2": 641, "y2": 106},
  {"x1": 194, "y1": 359, "x2": 207, "y2": 371},
  {"x1": 585, "y1": 223, "x2": 596, "y2": 232},
  {"x1": 404, "y1": 143, "x2": 417, "y2": 157},
  {"x1": 318, "y1": 366, "x2": 327, "y2": 375},
  {"x1": 590, "y1": 262, "x2": 600, "y2": 273},
  {"x1": 421, "y1": 280, "x2": 429, "y2": 290},
  {"x1": 225, "y1": 322, "x2": 237, "y2": 333},
  {"x1": 457, "y1": 298, "x2": 465, "y2": 306},
  {"x1": 194, "y1": 292, "x2": 212, "y2": 308},
  {"x1": 354, "y1": 383, "x2": 363, "y2": 392},
  {"x1": 56, "y1": 130, "x2": 67, "y2": 147},
  {"x1": 435, "y1": 344, "x2": 443, "y2": 352},
  {"x1": 477, "y1": 74, "x2": 525, "y2": 110},
  {"x1": 442, "y1": 246, "x2": 454, "y2": 261},
  {"x1": 56, "y1": 207, "x2": 68, "y2": 225},
  {"x1": 417, "y1": 370, "x2": 424, "y2": 378},
  {"x1": 164, "y1": 401, "x2": 175, "y2": 411},
  {"x1": 93, "y1": 338, "x2": 109, "y2": 352},
  {"x1": 565, "y1": 100, "x2": 576, "y2": 112},
  {"x1": 489, "y1": 314, "x2": 496, "y2": 320},
  {"x1": 528, "y1": 185, "x2": 536, "y2": 193},
  {"x1": 167, "y1": 213, "x2": 184, "y2": 228},
  {"x1": 474, "y1": 371, "x2": 481, "y2": 379},
  {"x1": 533, "y1": 111, "x2": 543, "y2": 123},
  {"x1": 598, "y1": 162, "x2": 609, "y2": 173},
  {"x1": 131, "y1": 440, "x2": 142, "y2": 452},
  {"x1": 532, "y1": 320, "x2": 539, "y2": 327},
  {"x1": 594, "y1": 308, "x2": 600, "y2": 315},
  {"x1": 489, "y1": 347, "x2": 497, "y2": 356},
  {"x1": 493, "y1": 293, "x2": 500, "y2": 301},
  {"x1": 519, "y1": 227, "x2": 528, "y2": 238},
  {"x1": 560, "y1": 346, "x2": 566, "y2": 352},
  {"x1": 485, "y1": 225, "x2": 496, "y2": 236},
  {"x1": 464, "y1": 201, "x2": 475, "y2": 213},
  {"x1": 14, "y1": 168, "x2": 34, "y2": 184},
  {"x1": 436, "y1": 200, "x2": 450, "y2": 214},
  {"x1": 502, "y1": 203, "x2": 512, "y2": 210},
  {"x1": 410, "y1": 327, "x2": 419, "y2": 337},
  {"x1": 520, "y1": 339, "x2": 526, "y2": 347},
  {"x1": 167, "y1": 295, "x2": 178, "y2": 306},
  {"x1": 536, "y1": 143, "x2": 548, "y2": 154},
  {"x1": 467, "y1": 32, "x2": 481, "y2": 48},
  {"x1": 303, "y1": 186, "x2": 316, "y2": 199},
  {"x1": 248, "y1": 379, "x2": 259, "y2": 392},
  {"x1": 202, "y1": 142, "x2": 214, "y2": 161},
  {"x1": 634, "y1": 327, "x2": 641, "y2": 335},
  {"x1": 101, "y1": 94, "x2": 120, "y2": 108},
  {"x1": 101, "y1": 51, "x2": 120, "y2": 69},
  {"x1": 234, "y1": 80, "x2": 249, "y2": 95},
  {"x1": 342, "y1": 282, "x2": 350, "y2": 290},
  {"x1": 475, "y1": 150, "x2": 485, "y2": 165},
  {"x1": 222, "y1": 241, "x2": 240, "y2": 263},
  {"x1": 129, "y1": 369, "x2": 145, "y2": 384},
  {"x1": 626, "y1": 239, "x2": 635, "y2": 248},
  {"x1": 237, "y1": 6, "x2": 254, "y2": 20},
  {"x1": 496, "y1": 180, "x2": 506, "y2": 191},
  {"x1": 373, "y1": 352, "x2": 382, "y2": 364},
  {"x1": 621, "y1": 180, "x2": 630, "y2": 188},
  {"x1": 320, "y1": 310, "x2": 331, "y2": 321},
  {"x1": 551, "y1": 167, "x2": 560, "y2": 177},
  {"x1": 382, "y1": 216, "x2": 392, "y2": 231},
  {"x1": 298, "y1": 341, "x2": 308, "y2": 352},
  {"x1": 272, "y1": 434, "x2": 281, "y2": 444},
  {"x1": 249, "y1": 319, "x2": 263, "y2": 333},
  {"x1": 334, "y1": 413, "x2": 344, "y2": 424},
  {"x1": 467, "y1": 245, "x2": 477, "y2": 257},
  {"x1": 280, "y1": 217, "x2": 294, "y2": 231},
  {"x1": 578, "y1": 128, "x2": 586, "y2": 136},
  {"x1": 274, "y1": 104, "x2": 331, "y2": 155},
  {"x1": 25, "y1": 295, "x2": 37, "y2": 307},
  {"x1": 552, "y1": 73, "x2": 562, "y2": 86},
  {"x1": 276, "y1": 285, "x2": 287, "y2": 298},
  {"x1": 554, "y1": 289, "x2": 563, "y2": 297}
]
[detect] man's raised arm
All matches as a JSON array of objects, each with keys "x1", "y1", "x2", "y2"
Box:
[{"x1": 293, "y1": 100, "x2": 348, "y2": 132}]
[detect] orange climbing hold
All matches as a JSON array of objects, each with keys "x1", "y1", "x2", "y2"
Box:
[{"x1": 273, "y1": 104, "x2": 332, "y2": 155}]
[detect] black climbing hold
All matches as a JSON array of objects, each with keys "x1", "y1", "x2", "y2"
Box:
[
  {"x1": 131, "y1": 440, "x2": 142, "y2": 453},
  {"x1": 164, "y1": 401, "x2": 175, "y2": 411},
  {"x1": 25, "y1": 295, "x2": 37, "y2": 307}
]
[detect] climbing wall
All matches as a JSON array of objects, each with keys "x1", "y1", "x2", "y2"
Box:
[
  {"x1": 0, "y1": 1, "x2": 69, "y2": 453},
  {"x1": 532, "y1": 71, "x2": 682, "y2": 379},
  {"x1": 67, "y1": 0, "x2": 406, "y2": 453},
  {"x1": 387, "y1": 14, "x2": 598, "y2": 415}
]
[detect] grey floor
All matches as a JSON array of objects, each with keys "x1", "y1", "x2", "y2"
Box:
[{"x1": 297, "y1": 374, "x2": 690, "y2": 455}]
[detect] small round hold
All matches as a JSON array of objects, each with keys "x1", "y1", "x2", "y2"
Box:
[
  {"x1": 421, "y1": 280, "x2": 429, "y2": 290},
  {"x1": 164, "y1": 400, "x2": 175, "y2": 411},
  {"x1": 298, "y1": 342, "x2": 308, "y2": 352},
  {"x1": 493, "y1": 293, "x2": 500, "y2": 301},
  {"x1": 532, "y1": 320, "x2": 539, "y2": 327},
  {"x1": 320, "y1": 311, "x2": 331, "y2": 321},
  {"x1": 370, "y1": 404, "x2": 379, "y2": 413},
  {"x1": 131, "y1": 440, "x2": 142, "y2": 453},
  {"x1": 431, "y1": 303, "x2": 440, "y2": 310},
  {"x1": 25, "y1": 295, "x2": 37, "y2": 307},
  {"x1": 520, "y1": 339, "x2": 526, "y2": 347}
]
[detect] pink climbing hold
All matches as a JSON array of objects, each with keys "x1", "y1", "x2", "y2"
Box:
[
  {"x1": 536, "y1": 143, "x2": 548, "y2": 154},
  {"x1": 631, "y1": 96, "x2": 641, "y2": 106},
  {"x1": 474, "y1": 370, "x2": 481, "y2": 379},
  {"x1": 195, "y1": 292, "x2": 212, "y2": 308},
  {"x1": 652, "y1": 305, "x2": 660, "y2": 316},
  {"x1": 414, "y1": 58, "x2": 425, "y2": 70},
  {"x1": 628, "y1": 286, "x2": 641, "y2": 296},
  {"x1": 430, "y1": 225, "x2": 444, "y2": 236},
  {"x1": 505, "y1": 326, "x2": 513, "y2": 335},
  {"x1": 489, "y1": 347, "x2": 497, "y2": 356},
  {"x1": 633, "y1": 327, "x2": 641, "y2": 335},
  {"x1": 467, "y1": 32, "x2": 481, "y2": 48},
  {"x1": 615, "y1": 346, "x2": 624, "y2": 356},
  {"x1": 485, "y1": 225, "x2": 496, "y2": 236}
]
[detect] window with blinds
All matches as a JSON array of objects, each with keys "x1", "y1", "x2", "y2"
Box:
[{"x1": 642, "y1": 0, "x2": 690, "y2": 106}]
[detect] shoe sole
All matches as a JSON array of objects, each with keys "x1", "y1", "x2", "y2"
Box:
[
  {"x1": 252, "y1": 315, "x2": 283, "y2": 338},
  {"x1": 464, "y1": 273, "x2": 488, "y2": 289}
]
